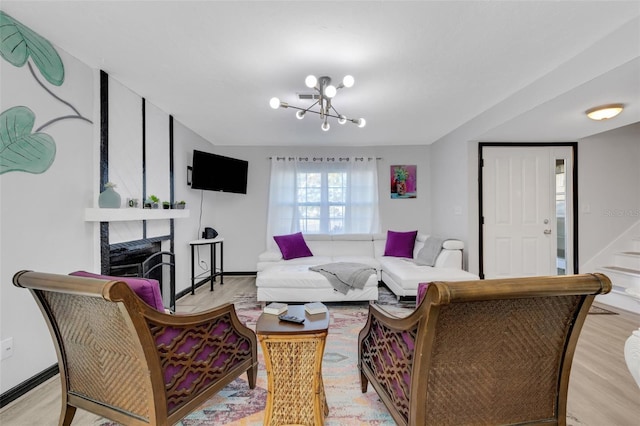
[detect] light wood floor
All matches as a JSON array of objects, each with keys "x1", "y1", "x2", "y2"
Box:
[{"x1": 2, "y1": 276, "x2": 639, "y2": 426}]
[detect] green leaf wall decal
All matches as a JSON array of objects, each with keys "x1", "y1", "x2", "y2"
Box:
[
  {"x1": 0, "y1": 106, "x2": 56, "y2": 174},
  {"x1": 0, "y1": 11, "x2": 64, "y2": 86}
]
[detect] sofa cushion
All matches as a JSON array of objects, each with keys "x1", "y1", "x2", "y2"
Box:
[
  {"x1": 70, "y1": 270, "x2": 164, "y2": 311},
  {"x1": 379, "y1": 257, "x2": 479, "y2": 293},
  {"x1": 384, "y1": 230, "x2": 418, "y2": 258},
  {"x1": 273, "y1": 232, "x2": 313, "y2": 260}
]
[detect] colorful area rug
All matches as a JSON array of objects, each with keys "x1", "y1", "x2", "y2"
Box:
[
  {"x1": 99, "y1": 293, "x2": 395, "y2": 426},
  {"x1": 100, "y1": 284, "x2": 602, "y2": 425}
]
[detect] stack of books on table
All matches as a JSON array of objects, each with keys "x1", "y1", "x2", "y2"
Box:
[
  {"x1": 304, "y1": 302, "x2": 327, "y2": 315},
  {"x1": 263, "y1": 302, "x2": 288, "y2": 315}
]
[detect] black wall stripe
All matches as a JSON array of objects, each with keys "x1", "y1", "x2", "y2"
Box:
[
  {"x1": 169, "y1": 115, "x2": 176, "y2": 310},
  {"x1": 100, "y1": 70, "x2": 109, "y2": 275},
  {"x1": 142, "y1": 98, "x2": 147, "y2": 239}
]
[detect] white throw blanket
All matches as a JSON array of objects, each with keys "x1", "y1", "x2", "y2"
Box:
[{"x1": 309, "y1": 262, "x2": 376, "y2": 294}]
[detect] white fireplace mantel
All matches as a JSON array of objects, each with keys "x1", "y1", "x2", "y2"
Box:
[{"x1": 85, "y1": 208, "x2": 190, "y2": 222}]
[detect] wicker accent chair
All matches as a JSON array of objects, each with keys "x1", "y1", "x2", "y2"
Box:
[
  {"x1": 358, "y1": 273, "x2": 612, "y2": 426},
  {"x1": 13, "y1": 270, "x2": 258, "y2": 426}
]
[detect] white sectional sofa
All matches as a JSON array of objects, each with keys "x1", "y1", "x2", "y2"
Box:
[{"x1": 256, "y1": 232, "x2": 478, "y2": 303}]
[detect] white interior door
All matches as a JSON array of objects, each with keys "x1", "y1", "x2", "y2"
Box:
[{"x1": 482, "y1": 146, "x2": 573, "y2": 278}]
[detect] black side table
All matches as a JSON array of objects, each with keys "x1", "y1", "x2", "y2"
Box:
[{"x1": 189, "y1": 237, "x2": 224, "y2": 294}]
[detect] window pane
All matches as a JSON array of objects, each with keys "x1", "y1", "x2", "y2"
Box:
[
  {"x1": 328, "y1": 188, "x2": 344, "y2": 202},
  {"x1": 556, "y1": 159, "x2": 566, "y2": 275},
  {"x1": 329, "y1": 205, "x2": 344, "y2": 218},
  {"x1": 328, "y1": 172, "x2": 344, "y2": 186},
  {"x1": 307, "y1": 188, "x2": 321, "y2": 202},
  {"x1": 307, "y1": 173, "x2": 321, "y2": 187}
]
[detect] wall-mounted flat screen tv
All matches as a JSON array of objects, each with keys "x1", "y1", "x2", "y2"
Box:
[{"x1": 190, "y1": 150, "x2": 248, "y2": 194}]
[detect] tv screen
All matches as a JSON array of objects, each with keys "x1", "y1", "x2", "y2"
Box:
[{"x1": 191, "y1": 150, "x2": 248, "y2": 194}]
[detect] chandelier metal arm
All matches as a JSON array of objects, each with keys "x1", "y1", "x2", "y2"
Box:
[
  {"x1": 287, "y1": 104, "x2": 346, "y2": 121},
  {"x1": 271, "y1": 74, "x2": 365, "y2": 130}
]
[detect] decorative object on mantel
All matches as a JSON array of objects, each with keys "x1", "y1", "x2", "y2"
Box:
[
  {"x1": 144, "y1": 195, "x2": 159, "y2": 209},
  {"x1": 126, "y1": 198, "x2": 139, "y2": 208},
  {"x1": 270, "y1": 74, "x2": 366, "y2": 131},
  {"x1": 98, "y1": 182, "x2": 121, "y2": 208},
  {"x1": 175, "y1": 200, "x2": 186, "y2": 209},
  {"x1": 162, "y1": 201, "x2": 170, "y2": 210}
]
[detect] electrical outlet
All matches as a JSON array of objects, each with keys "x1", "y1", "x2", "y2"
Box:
[{"x1": 1, "y1": 337, "x2": 14, "y2": 360}]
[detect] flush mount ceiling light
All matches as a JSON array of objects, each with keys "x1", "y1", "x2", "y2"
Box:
[
  {"x1": 585, "y1": 103, "x2": 624, "y2": 121},
  {"x1": 270, "y1": 75, "x2": 366, "y2": 131}
]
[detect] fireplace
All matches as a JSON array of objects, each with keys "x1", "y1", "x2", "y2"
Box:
[
  {"x1": 108, "y1": 239, "x2": 175, "y2": 309},
  {"x1": 110, "y1": 241, "x2": 161, "y2": 276}
]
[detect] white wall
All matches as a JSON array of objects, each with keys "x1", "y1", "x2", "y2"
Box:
[
  {"x1": 578, "y1": 122, "x2": 640, "y2": 266},
  {"x1": 429, "y1": 135, "x2": 475, "y2": 271},
  {"x1": 194, "y1": 144, "x2": 432, "y2": 273},
  {"x1": 0, "y1": 48, "x2": 96, "y2": 392},
  {"x1": 108, "y1": 77, "x2": 144, "y2": 242},
  {"x1": 429, "y1": 122, "x2": 640, "y2": 276},
  {"x1": 172, "y1": 121, "x2": 223, "y2": 295}
]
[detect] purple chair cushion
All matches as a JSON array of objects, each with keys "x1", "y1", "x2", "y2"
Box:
[
  {"x1": 273, "y1": 232, "x2": 313, "y2": 260},
  {"x1": 383, "y1": 230, "x2": 418, "y2": 258},
  {"x1": 417, "y1": 282, "x2": 430, "y2": 307},
  {"x1": 70, "y1": 270, "x2": 164, "y2": 312}
]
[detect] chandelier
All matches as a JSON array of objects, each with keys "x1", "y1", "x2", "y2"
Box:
[{"x1": 270, "y1": 75, "x2": 366, "y2": 131}]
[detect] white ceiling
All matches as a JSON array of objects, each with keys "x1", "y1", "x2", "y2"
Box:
[{"x1": 3, "y1": 1, "x2": 639, "y2": 147}]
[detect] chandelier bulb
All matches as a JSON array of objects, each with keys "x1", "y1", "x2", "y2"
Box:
[
  {"x1": 325, "y1": 85, "x2": 337, "y2": 98},
  {"x1": 357, "y1": 118, "x2": 366, "y2": 128},
  {"x1": 269, "y1": 97, "x2": 281, "y2": 109},
  {"x1": 338, "y1": 115, "x2": 347, "y2": 124},
  {"x1": 342, "y1": 75, "x2": 355, "y2": 88},
  {"x1": 321, "y1": 121, "x2": 330, "y2": 131},
  {"x1": 296, "y1": 110, "x2": 305, "y2": 120},
  {"x1": 305, "y1": 75, "x2": 317, "y2": 89}
]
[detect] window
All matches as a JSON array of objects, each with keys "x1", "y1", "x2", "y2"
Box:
[
  {"x1": 297, "y1": 171, "x2": 347, "y2": 233},
  {"x1": 266, "y1": 157, "x2": 380, "y2": 247}
]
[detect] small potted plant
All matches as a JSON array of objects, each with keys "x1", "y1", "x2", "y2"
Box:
[
  {"x1": 146, "y1": 195, "x2": 160, "y2": 209},
  {"x1": 162, "y1": 201, "x2": 171, "y2": 210},
  {"x1": 175, "y1": 200, "x2": 186, "y2": 210}
]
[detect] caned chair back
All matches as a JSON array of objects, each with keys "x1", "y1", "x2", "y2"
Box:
[
  {"x1": 358, "y1": 274, "x2": 612, "y2": 426},
  {"x1": 13, "y1": 270, "x2": 257, "y2": 426}
]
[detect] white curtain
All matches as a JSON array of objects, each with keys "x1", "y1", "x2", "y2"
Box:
[{"x1": 266, "y1": 156, "x2": 380, "y2": 249}]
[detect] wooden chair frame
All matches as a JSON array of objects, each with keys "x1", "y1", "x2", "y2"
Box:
[
  {"x1": 358, "y1": 274, "x2": 612, "y2": 426},
  {"x1": 13, "y1": 270, "x2": 258, "y2": 426}
]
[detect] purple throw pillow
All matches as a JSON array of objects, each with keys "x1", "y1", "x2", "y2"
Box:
[
  {"x1": 69, "y1": 270, "x2": 165, "y2": 312},
  {"x1": 273, "y1": 232, "x2": 313, "y2": 260},
  {"x1": 384, "y1": 230, "x2": 418, "y2": 258}
]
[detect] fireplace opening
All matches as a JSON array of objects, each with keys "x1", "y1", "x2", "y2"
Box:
[
  {"x1": 108, "y1": 240, "x2": 176, "y2": 309},
  {"x1": 109, "y1": 241, "x2": 162, "y2": 278}
]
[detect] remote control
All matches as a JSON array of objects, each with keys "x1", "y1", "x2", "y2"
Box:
[{"x1": 278, "y1": 314, "x2": 305, "y2": 324}]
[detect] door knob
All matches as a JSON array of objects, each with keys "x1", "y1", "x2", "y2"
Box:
[{"x1": 544, "y1": 229, "x2": 552, "y2": 234}]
